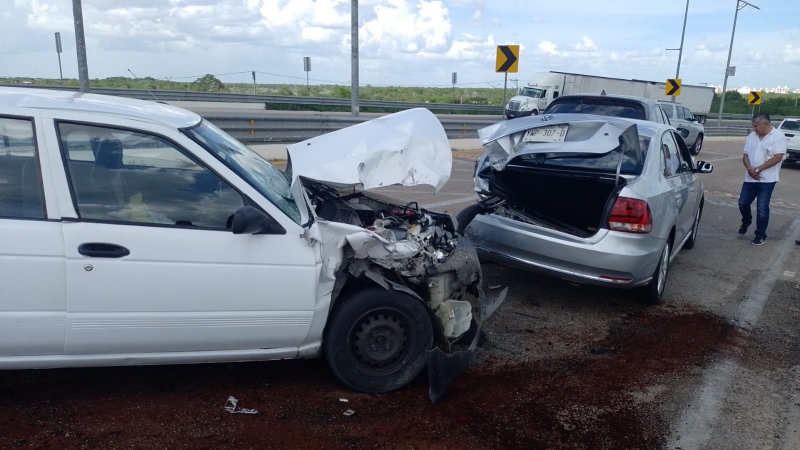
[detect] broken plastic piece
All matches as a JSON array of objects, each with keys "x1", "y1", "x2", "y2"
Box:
[
  {"x1": 223, "y1": 396, "x2": 259, "y2": 415},
  {"x1": 339, "y1": 398, "x2": 349, "y2": 403},
  {"x1": 488, "y1": 284, "x2": 501, "y2": 289},
  {"x1": 343, "y1": 409, "x2": 356, "y2": 416}
]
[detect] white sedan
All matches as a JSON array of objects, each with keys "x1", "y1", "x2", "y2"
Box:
[{"x1": 0, "y1": 87, "x2": 505, "y2": 400}]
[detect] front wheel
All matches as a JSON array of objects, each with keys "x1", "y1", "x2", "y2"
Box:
[
  {"x1": 639, "y1": 240, "x2": 671, "y2": 305},
  {"x1": 323, "y1": 288, "x2": 433, "y2": 393}
]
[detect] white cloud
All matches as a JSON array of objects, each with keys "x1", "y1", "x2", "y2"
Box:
[
  {"x1": 538, "y1": 41, "x2": 558, "y2": 55},
  {"x1": 449, "y1": 0, "x2": 486, "y2": 9},
  {"x1": 492, "y1": 18, "x2": 501, "y2": 26},
  {"x1": 784, "y1": 45, "x2": 800, "y2": 64},
  {"x1": 359, "y1": 1, "x2": 453, "y2": 55},
  {"x1": 573, "y1": 37, "x2": 595, "y2": 52},
  {"x1": 466, "y1": 9, "x2": 483, "y2": 27}
]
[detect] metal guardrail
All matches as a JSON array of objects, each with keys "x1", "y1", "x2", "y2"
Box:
[
  {"x1": 204, "y1": 114, "x2": 497, "y2": 144},
  {"x1": 1, "y1": 84, "x2": 754, "y2": 141},
  {"x1": 1, "y1": 84, "x2": 785, "y2": 121},
  {"x1": 703, "y1": 126, "x2": 751, "y2": 137},
  {"x1": 0, "y1": 84, "x2": 502, "y2": 114}
]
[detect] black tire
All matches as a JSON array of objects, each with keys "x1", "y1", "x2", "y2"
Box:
[
  {"x1": 691, "y1": 134, "x2": 703, "y2": 155},
  {"x1": 639, "y1": 239, "x2": 671, "y2": 305},
  {"x1": 683, "y1": 205, "x2": 702, "y2": 249},
  {"x1": 505, "y1": 115, "x2": 512, "y2": 120},
  {"x1": 456, "y1": 203, "x2": 487, "y2": 235},
  {"x1": 323, "y1": 288, "x2": 433, "y2": 393}
]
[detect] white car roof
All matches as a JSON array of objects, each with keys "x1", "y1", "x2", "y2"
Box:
[{"x1": 0, "y1": 86, "x2": 201, "y2": 129}]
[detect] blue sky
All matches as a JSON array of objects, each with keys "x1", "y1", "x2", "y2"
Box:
[{"x1": 1, "y1": 0, "x2": 798, "y2": 90}]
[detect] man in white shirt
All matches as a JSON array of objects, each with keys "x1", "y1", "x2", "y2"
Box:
[{"x1": 738, "y1": 113, "x2": 787, "y2": 245}]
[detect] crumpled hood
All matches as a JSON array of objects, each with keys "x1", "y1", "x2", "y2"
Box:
[
  {"x1": 477, "y1": 113, "x2": 641, "y2": 171},
  {"x1": 286, "y1": 108, "x2": 452, "y2": 195}
]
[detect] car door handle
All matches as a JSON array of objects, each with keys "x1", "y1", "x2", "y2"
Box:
[{"x1": 78, "y1": 243, "x2": 130, "y2": 258}]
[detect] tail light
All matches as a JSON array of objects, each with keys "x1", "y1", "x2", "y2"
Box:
[{"x1": 608, "y1": 197, "x2": 652, "y2": 233}]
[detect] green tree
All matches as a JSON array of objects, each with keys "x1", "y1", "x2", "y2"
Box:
[{"x1": 190, "y1": 74, "x2": 225, "y2": 92}]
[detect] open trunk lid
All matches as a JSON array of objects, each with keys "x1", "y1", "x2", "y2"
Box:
[{"x1": 477, "y1": 114, "x2": 645, "y2": 237}]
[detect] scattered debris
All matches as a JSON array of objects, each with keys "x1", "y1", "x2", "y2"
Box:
[
  {"x1": 343, "y1": 409, "x2": 356, "y2": 416},
  {"x1": 488, "y1": 284, "x2": 502, "y2": 290},
  {"x1": 339, "y1": 398, "x2": 349, "y2": 403},
  {"x1": 223, "y1": 396, "x2": 259, "y2": 415},
  {"x1": 590, "y1": 347, "x2": 616, "y2": 355},
  {"x1": 514, "y1": 311, "x2": 545, "y2": 320},
  {"x1": 563, "y1": 423, "x2": 576, "y2": 431}
]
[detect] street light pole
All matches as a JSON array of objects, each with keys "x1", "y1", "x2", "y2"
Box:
[
  {"x1": 350, "y1": 0, "x2": 359, "y2": 117},
  {"x1": 71, "y1": 0, "x2": 90, "y2": 93},
  {"x1": 674, "y1": 0, "x2": 689, "y2": 102},
  {"x1": 718, "y1": 0, "x2": 760, "y2": 127}
]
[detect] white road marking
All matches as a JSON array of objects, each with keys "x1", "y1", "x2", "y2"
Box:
[
  {"x1": 669, "y1": 218, "x2": 800, "y2": 449},
  {"x1": 784, "y1": 271, "x2": 797, "y2": 278}
]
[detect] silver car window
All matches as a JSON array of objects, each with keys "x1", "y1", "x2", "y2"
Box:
[
  {"x1": 660, "y1": 131, "x2": 682, "y2": 177},
  {"x1": 660, "y1": 103, "x2": 675, "y2": 118},
  {"x1": 652, "y1": 107, "x2": 664, "y2": 124}
]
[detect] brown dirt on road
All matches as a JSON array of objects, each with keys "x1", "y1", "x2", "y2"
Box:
[{"x1": 0, "y1": 309, "x2": 732, "y2": 450}]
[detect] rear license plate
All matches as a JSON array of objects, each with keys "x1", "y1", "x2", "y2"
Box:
[{"x1": 523, "y1": 125, "x2": 568, "y2": 143}]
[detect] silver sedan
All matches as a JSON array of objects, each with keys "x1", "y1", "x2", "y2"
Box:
[{"x1": 459, "y1": 114, "x2": 714, "y2": 304}]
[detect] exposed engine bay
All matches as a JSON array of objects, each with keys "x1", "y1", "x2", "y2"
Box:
[{"x1": 307, "y1": 183, "x2": 483, "y2": 340}]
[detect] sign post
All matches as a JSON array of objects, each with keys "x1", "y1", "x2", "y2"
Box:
[
  {"x1": 54, "y1": 32, "x2": 63, "y2": 83},
  {"x1": 303, "y1": 57, "x2": 311, "y2": 96},
  {"x1": 495, "y1": 45, "x2": 519, "y2": 109},
  {"x1": 452, "y1": 72, "x2": 457, "y2": 104}
]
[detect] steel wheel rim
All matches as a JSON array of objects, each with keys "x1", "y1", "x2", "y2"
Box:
[
  {"x1": 348, "y1": 308, "x2": 414, "y2": 376},
  {"x1": 657, "y1": 243, "x2": 670, "y2": 294}
]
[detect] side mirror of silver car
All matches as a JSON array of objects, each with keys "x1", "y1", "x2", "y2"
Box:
[{"x1": 695, "y1": 161, "x2": 714, "y2": 173}]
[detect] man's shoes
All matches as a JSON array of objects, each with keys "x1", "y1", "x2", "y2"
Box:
[
  {"x1": 738, "y1": 226, "x2": 748, "y2": 236},
  {"x1": 751, "y1": 237, "x2": 766, "y2": 246}
]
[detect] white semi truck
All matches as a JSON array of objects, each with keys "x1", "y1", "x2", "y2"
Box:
[{"x1": 504, "y1": 71, "x2": 715, "y2": 122}]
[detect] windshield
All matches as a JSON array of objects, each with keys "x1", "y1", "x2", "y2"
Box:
[
  {"x1": 546, "y1": 98, "x2": 647, "y2": 120},
  {"x1": 520, "y1": 87, "x2": 543, "y2": 98},
  {"x1": 780, "y1": 120, "x2": 800, "y2": 131},
  {"x1": 183, "y1": 120, "x2": 301, "y2": 224}
]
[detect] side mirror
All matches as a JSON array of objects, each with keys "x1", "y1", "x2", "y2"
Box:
[
  {"x1": 231, "y1": 206, "x2": 284, "y2": 235},
  {"x1": 695, "y1": 161, "x2": 714, "y2": 173}
]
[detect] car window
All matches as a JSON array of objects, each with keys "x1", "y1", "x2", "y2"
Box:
[
  {"x1": 660, "y1": 103, "x2": 675, "y2": 118},
  {"x1": 58, "y1": 122, "x2": 245, "y2": 229},
  {"x1": 779, "y1": 120, "x2": 800, "y2": 131},
  {"x1": 545, "y1": 98, "x2": 647, "y2": 120},
  {"x1": 652, "y1": 107, "x2": 664, "y2": 124},
  {"x1": 0, "y1": 116, "x2": 45, "y2": 219},
  {"x1": 660, "y1": 131, "x2": 682, "y2": 177},
  {"x1": 672, "y1": 131, "x2": 695, "y2": 170},
  {"x1": 661, "y1": 107, "x2": 671, "y2": 125},
  {"x1": 681, "y1": 107, "x2": 693, "y2": 121}
]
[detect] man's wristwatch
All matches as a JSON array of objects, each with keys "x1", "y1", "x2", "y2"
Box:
[{"x1": 755, "y1": 167, "x2": 761, "y2": 174}]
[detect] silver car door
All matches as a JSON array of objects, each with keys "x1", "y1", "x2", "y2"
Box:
[{"x1": 660, "y1": 131, "x2": 692, "y2": 246}]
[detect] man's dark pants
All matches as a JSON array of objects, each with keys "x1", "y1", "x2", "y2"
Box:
[{"x1": 739, "y1": 181, "x2": 777, "y2": 239}]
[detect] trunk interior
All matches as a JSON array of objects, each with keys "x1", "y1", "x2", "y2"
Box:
[{"x1": 493, "y1": 167, "x2": 625, "y2": 238}]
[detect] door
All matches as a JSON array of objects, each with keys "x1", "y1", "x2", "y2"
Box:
[
  {"x1": 673, "y1": 131, "x2": 701, "y2": 223},
  {"x1": 660, "y1": 131, "x2": 693, "y2": 245},
  {"x1": 55, "y1": 121, "x2": 318, "y2": 356},
  {"x1": 679, "y1": 107, "x2": 699, "y2": 143},
  {"x1": 0, "y1": 115, "x2": 66, "y2": 357}
]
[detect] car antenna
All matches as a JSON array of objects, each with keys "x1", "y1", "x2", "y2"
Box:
[{"x1": 127, "y1": 69, "x2": 161, "y2": 102}]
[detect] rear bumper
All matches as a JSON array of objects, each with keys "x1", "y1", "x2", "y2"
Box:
[{"x1": 466, "y1": 213, "x2": 666, "y2": 288}]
